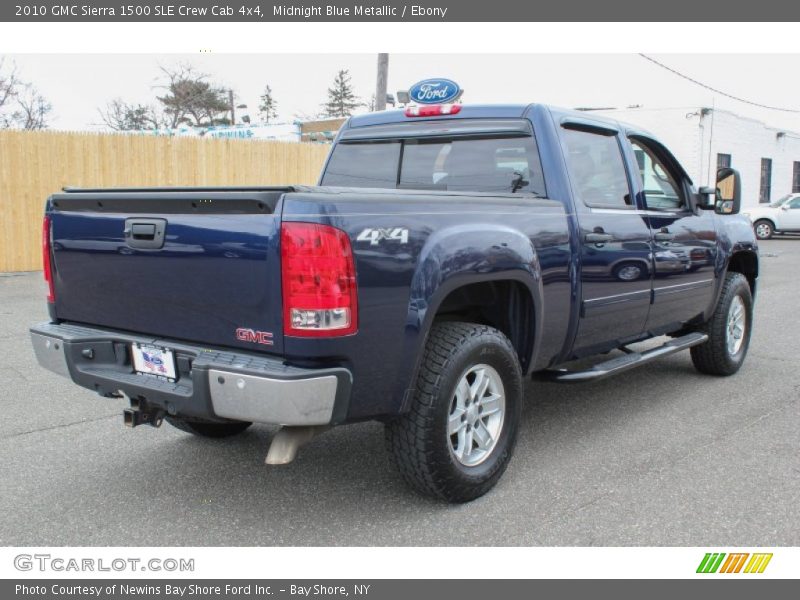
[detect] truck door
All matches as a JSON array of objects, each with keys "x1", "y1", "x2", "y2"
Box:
[
  {"x1": 560, "y1": 123, "x2": 653, "y2": 354},
  {"x1": 626, "y1": 135, "x2": 718, "y2": 333}
]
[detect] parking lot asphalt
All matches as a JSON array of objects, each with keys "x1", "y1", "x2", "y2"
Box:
[{"x1": 0, "y1": 239, "x2": 798, "y2": 547}]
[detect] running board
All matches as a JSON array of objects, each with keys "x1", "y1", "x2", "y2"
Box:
[{"x1": 544, "y1": 332, "x2": 708, "y2": 383}]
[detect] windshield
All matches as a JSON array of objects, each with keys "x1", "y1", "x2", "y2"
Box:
[
  {"x1": 770, "y1": 194, "x2": 792, "y2": 207},
  {"x1": 321, "y1": 135, "x2": 546, "y2": 196}
]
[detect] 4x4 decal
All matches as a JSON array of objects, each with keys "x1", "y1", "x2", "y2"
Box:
[{"x1": 356, "y1": 227, "x2": 409, "y2": 246}]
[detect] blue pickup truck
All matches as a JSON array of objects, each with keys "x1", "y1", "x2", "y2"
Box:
[{"x1": 31, "y1": 103, "x2": 758, "y2": 502}]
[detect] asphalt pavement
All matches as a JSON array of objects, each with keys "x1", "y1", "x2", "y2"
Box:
[{"x1": 1, "y1": 240, "x2": 798, "y2": 546}]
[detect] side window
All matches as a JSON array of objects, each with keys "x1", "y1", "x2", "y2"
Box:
[
  {"x1": 561, "y1": 127, "x2": 632, "y2": 209},
  {"x1": 789, "y1": 197, "x2": 800, "y2": 209},
  {"x1": 629, "y1": 138, "x2": 686, "y2": 211}
]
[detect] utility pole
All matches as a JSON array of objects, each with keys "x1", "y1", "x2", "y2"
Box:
[
  {"x1": 229, "y1": 89, "x2": 236, "y2": 125},
  {"x1": 375, "y1": 53, "x2": 389, "y2": 112}
]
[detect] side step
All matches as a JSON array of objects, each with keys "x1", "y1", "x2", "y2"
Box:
[{"x1": 544, "y1": 332, "x2": 708, "y2": 383}]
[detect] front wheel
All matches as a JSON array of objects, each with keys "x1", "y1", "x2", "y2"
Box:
[
  {"x1": 753, "y1": 220, "x2": 774, "y2": 240},
  {"x1": 385, "y1": 322, "x2": 523, "y2": 503},
  {"x1": 690, "y1": 272, "x2": 753, "y2": 376}
]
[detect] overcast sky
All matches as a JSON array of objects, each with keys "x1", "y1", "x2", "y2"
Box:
[{"x1": 5, "y1": 53, "x2": 800, "y2": 133}]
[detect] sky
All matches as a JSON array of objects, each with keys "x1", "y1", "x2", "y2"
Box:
[{"x1": 4, "y1": 53, "x2": 800, "y2": 133}]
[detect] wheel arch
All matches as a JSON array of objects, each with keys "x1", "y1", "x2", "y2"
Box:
[
  {"x1": 726, "y1": 249, "x2": 759, "y2": 296},
  {"x1": 395, "y1": 225, "x2": 544, "y2": 414},
  {"x1": 431, "y1": 278, "x2": 538, "y2": 373}
]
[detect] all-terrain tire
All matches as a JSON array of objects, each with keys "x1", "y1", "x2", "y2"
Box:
[
  {"x1": 165, "y1": 416, "x2": 252, "y2": 438},
  {"x1": 690, "y1": 272, "x2": 753, "y2": 376},
  {"x1": 385, "y1": 321, "x2": 523, "y2": 503}
]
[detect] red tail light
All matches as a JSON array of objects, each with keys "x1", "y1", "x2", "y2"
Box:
[
  {"x1": 405, "y1": 104, "x2": 462, "y2": 117},
  {"x1": 42, "y1": 215, "x2": 55, "y2": 303},
  {"x1": 281, "y1": 222, "x2": 358, "y2": 337}
]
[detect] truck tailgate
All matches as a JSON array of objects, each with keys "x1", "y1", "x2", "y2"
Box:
[{"x1": 48, "y1": 190, "x2": 286, "y2": 354}]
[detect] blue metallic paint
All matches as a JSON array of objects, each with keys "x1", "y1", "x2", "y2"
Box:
[{"x1": 46, "y1": 103, "x2": 758, "y2": 424}]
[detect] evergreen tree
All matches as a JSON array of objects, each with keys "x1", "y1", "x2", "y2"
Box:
[
  {"x1": 258, "y1": 85, "x2": 278, "y2": 123},
  {"x1": 322, "y1": 69, "x2": 360, "y2": 118}
]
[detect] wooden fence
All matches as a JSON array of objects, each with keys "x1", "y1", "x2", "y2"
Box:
[{"x1": 0, "y1": 130, "x2": 329, "y2": 272}]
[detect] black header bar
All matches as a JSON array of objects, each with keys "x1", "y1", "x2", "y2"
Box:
[{"x1": 3, "y1": 1, "x2": 800, "y2": 22}]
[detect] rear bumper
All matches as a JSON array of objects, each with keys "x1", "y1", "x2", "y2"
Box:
[{"x1": 30, "y1": 321, "x2": 351, "y2": 426}]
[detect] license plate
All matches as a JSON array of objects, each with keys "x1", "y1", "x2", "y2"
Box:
[{"x1": 131, "y1": 344, "x2": 177, "y2": 379}]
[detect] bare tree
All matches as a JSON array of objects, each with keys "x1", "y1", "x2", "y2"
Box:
[
  {"x1": 99, "y1": 98, "x2": 162, "y2": 131},
  {"x1": 0, "y1": 58, "x2": 20, "y2": 118},
  {"x1": 12, "y1": 84, "x2": 52, "y2": 130},
  {"x1": 1, "y1": 58, "x2": 52, "y2": 130},
  {"x1": 0, "y1": 58, "x2": 22, "y2": 128}
]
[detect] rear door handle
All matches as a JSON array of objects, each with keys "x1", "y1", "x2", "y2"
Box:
[{"x1": 585, "y1": 232, "x2": 614, "y2": 244}]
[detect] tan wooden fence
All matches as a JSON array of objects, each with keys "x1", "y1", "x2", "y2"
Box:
[{"x1": 0, "y1": 130, "x2": 329, "y2": 272}]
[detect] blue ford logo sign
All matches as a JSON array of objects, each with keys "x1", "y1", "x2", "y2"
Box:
[{"x1": 409, "y1": 79, "x2": 461, "y2": 105}]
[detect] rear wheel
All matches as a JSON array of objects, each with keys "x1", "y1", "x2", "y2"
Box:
[
  {"x1": 165, "y1": 416, "x2": 252, "y2": 438},
  {"x1": 753, "y1": 220, "x2": 774, "y2": 240},
  {"x1": 385, "y1": 322, "x2": 523, "y2": 503},
  {"x1": 690, "y1": 272, "x2": 753, "y2": 376}
]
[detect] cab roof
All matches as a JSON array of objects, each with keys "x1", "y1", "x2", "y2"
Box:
[
  {"x1": 344, "y1": 103, "x2": 656, "y2": 138},
  {"x1": 345, "y1": 104, "x2": 534, "y2": 128}
]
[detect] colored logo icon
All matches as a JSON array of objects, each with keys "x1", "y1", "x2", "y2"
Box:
[{"x1": 696, "y1": 552, "x2": 773, "y2": 574}]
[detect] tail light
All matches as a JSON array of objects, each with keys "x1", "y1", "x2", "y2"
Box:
[
  {"x1": 281, "y1": 222, "x2": 358, "y2": 337},
  {"x1": 405, "y1": 104, "x2": 462, "y2": 117},
  {"x1": 42, "y1": 215, "x2": 55, "y2": 303}
]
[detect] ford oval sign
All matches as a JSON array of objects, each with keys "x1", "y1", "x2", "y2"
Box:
[{"x1": 409, "y1": 79, "x2": 461, "y2": 105}]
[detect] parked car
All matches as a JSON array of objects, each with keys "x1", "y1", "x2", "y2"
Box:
[
  {"x1": 742, "y1": 193, "x2": 800, "y2": 239},
  {"x1": 31, "y1": 103, "x2": 758, "y2": 502}
]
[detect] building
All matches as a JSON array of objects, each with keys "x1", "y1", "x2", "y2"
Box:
[
  {"x1": 299, "y1": 117, "x2": 347, "y2": 143},
  {"x1": 594, "y1": 107, "x2": 800, "y2": 210},
  {"x1": 205, "y1": 122, "x2": 300, "y2": 142},
  {"x1": 140, "y1": 117, "x2": 347, "y2": 144}
]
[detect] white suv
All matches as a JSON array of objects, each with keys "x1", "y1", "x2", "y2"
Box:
[{"x1": 743, "y1": 193, "x2": 800, "y2": 239}]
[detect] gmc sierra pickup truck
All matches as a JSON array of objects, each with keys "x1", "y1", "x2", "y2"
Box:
[{"x1": 31, "y1": 103, "x2": 758, "y2": 502}]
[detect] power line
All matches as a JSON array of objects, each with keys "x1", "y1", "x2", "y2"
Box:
[{"x1": 638, "y1": 54, "x2": 800, "y2": 114}]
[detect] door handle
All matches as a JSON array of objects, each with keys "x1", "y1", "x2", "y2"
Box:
[
  {"x1": 585, "y1": 232, "x2": 614, "y2": 244},
  {"x1": 128, "y1": 223, "x2": 156, "y2": 240},
  {"x1": 124, "y1": 218, "x2": 167, "y2": 249},
  {"x1": 654, "y1": 231, "x2": 675, "y2": 242}
]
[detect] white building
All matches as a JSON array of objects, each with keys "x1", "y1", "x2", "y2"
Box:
[
  {"x1": 595, "y1": 107, "x2": 800, "y2": 210},
  {"x1": 205, "y1": 122, "x2": 300, "y2": 142}
]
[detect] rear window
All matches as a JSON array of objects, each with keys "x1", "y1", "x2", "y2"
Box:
[
  {"x1": 320, "y1": 142, "x2": 401, "y2": 188},
  {"x1": 322, "y1": 136, "x2": 546, "y2": 196}
]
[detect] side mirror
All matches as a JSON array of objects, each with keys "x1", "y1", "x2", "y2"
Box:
[
  {"x1": 714, "y1": 167, "x2": 741, "y2": 215},
  {"x1": 781, "y1": 204, "x2": 789, "y2": 211}
]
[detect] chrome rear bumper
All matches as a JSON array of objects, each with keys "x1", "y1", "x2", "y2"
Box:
[{"x1": 30, "y1": 321, "x2": 351, "y2": 426}]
